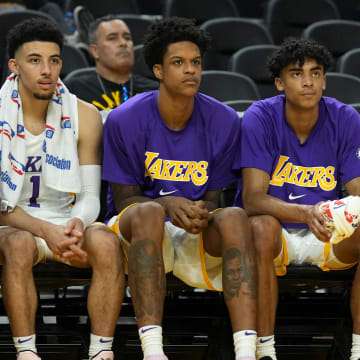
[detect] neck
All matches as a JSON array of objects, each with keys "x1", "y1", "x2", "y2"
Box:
[
  {"x1": 96, "y1": 64, "x2": 131, "y2": 84},
  {"x1": 285, "y1": 102, "x2": 319, "y2": 143},
  {"x1": 157, "y1": 88, "x2": 195, "y2": 130}
]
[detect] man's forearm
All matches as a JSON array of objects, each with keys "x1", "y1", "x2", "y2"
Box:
[
  {"x1": 0, "y1": 206, "x2": 52, "y2": 239},
  {"x1": 243, "y1": 192, "x2": 311, "y2": 223}
]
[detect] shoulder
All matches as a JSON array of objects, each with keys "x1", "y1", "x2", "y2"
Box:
[
  {"x1": 243, "y1": 95, "x2": 284, "y2": 127},
  {"x1": 105, "y1": 91, "x2": 156, "y2": 133},
  {"x1": 322, "y1": 96, "x2": 359, "y2": 117},
  {"x1": 195, "y1": 92, "x2": 240, "y2": 123},
  {"x1": 107, "y1": 91, "x2": 155, "y2": 123},
  {"x1": 77, "y1": 98, "x2": 102, "y2": 134}
]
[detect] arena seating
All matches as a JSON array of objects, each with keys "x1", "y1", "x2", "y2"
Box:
[{"x1": 2, "y1": 2, "x2": 360, "y2": 359}]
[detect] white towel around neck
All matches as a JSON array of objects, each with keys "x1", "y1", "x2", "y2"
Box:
[{"x1": 0, "y1": 74, "x2": 80, "y2": 211}]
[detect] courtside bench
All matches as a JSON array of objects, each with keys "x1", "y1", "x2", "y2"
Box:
[{"x1": 0, "y1": 261, "x2": 356, "y2": 360}]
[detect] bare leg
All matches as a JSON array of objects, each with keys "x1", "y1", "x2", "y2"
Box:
[
  {"x1": 203, "y1": 207, "x2": 257, "y2": 331},
  {"x1": 119, "y1": 202, "x2": 166, "y2": 327},
  {"x1": 80, "y1": 225, "x2": 125, "y2": 336},
  {"x1": 250, "y1": 216, "x2": 282, "y2": 336},
  {"x1": 332, "y1": 227, "x2": 360, "y2": 334},
  {"x1": 0, "y1": 228, "x2": 39, "y2": 336}
]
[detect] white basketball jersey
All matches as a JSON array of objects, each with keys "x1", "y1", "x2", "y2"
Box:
[{"x1": 17, "y1": 121, "x2": 79, "y2": 226}]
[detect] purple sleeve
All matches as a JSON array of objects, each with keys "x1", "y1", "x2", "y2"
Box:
[
  {"x1": 237, "y1": 105, "x2": 274, "y2": 175},
  {"x1": 102, "y1": 110, "x2": 143, "y2": 186},
  {"x1": 338, "y1": 107, "x2": 360, "y2": 184},
  {"x1": 206, "y1": 110, "x2": 241, "y2": 190}
]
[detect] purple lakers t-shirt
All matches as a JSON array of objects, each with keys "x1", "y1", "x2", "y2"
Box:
[
  {"x1": 234, "y1": 94, "x2": 360, "y2": 228},
  {"x1": 103, "y1": 90, "x2": 241, "y2": 220}
]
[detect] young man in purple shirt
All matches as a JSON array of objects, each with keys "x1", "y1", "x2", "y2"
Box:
[
  {"x1": 103, "y1": 17, "x2": 257, "y2": 360},
  {"x1": 236, "y1": 38, "x2": 360, "y2": 360}
]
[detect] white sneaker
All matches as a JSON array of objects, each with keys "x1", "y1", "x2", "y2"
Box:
[
  {"x1": 144, "y1": 355, "x2": 168, "y2": 360},
  {"x1": 90, "y1": 350, "x2": 114, "y2": 360},
  {"x1": 17, "y1": 351, "x2": 41, "y2": 360}
]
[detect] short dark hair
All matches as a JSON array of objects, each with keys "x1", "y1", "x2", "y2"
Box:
[
  {"x1": 88, "y1": 14, "x2": 126, "y2": 44},
  {"x1": 267, "y1": 37, "x2": 333, "y2": 79},
  {"x1": 143, "y1": 17, "x2": 211, "y2": 71},
  {"x1": 7, "y1": 18, "x2": 64, "y2": 59}
]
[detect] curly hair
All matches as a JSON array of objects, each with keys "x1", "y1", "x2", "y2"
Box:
[
  {"x1": 143, "y1": 17, "x2": 211, "y2": 71},
  {"x1": 7, "y1": 18, "x2": 64, "y2": 59},
  {"x1": 267, "y1": 37, "x2": 333, "y2": 79}
]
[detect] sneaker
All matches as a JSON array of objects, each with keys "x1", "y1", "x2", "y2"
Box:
[
  {"x1": 144, "y1": 356, "x2": 169, "y2": 360},
  {"x1": 90, "y1": 350, "x2": 114, "y2": 360},
  {"x1": 259, "y1": 357, "x2": 273, "y2": 360},
  {"x1": 17, "y1": 351, "x2": 41, "y2": 360}
]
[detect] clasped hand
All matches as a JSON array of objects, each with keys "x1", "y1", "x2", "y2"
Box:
[
  {"x1": 45, "y1": 217, "x2": 88, "y2": 263},
  {"x1": 165, "y1": 197, "x2": 211, "y2": 234}
]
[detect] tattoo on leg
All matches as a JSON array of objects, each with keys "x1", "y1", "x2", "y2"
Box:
[
  {"x1": 223, "y1": 247, "x2": 257, "y2": 300},
  {"x1": 128, "y1": 239, "x2": 165, "y2": 322}
]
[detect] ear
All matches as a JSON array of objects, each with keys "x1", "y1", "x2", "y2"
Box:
[
  {"x1": 153, "y1": 64, "x2": 163, "y2": 80},
  {"x1": 322, "y1": 76, "x2": 326, "y2": 90},
  {"x1": 8, "y1": 58, "x2": 18, "y2": 75},
  {"x1": 89, "y1": 44, "x2": 99, "y2": 60},
  {"x1": 274, "y1": 77, "x2": 284, "y2": 92}
]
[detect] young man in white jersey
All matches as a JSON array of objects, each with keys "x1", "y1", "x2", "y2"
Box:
[{"x1": 0, "y1": 19, "x2": 125, "y2": 360}]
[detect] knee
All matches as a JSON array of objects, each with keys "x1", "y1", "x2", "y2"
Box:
[
  {"x1": 250, "y1": 215, "x2": 281, "y2": 256},
  {"x1": 86, "y1": 226, "x2": 123, "y2": 268},
  {"x1": 213, "y1": 206, "x2": 249, "y2": 230},
  {"x1": 133, "y1": 202, "x2": 166, "y2": 225},
  {"x1": 2, "y1": 230, "x2": 37, "y2": 267},
  {"x1": 131, "y1": 202, "x2": 166, "y2": 239}
]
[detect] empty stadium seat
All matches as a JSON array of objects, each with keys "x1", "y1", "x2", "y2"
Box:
[
  {"x1": 229, "y1": 44, "x2": 279, "y2": 99},
  {"x1": 337, "y1": 48, "x2": 360, "y2": 78},
  {"x1": 118, "y1": 14, "x2": 155, "y2": 46},
  {"x1": 303, "y1": 20, "x2": 360, "y2": 62},
  {"x1": 63, "y1": 67, "x2": 96, "y2": 83},
  {"x1": 200, "y1": 18, "x2": 273, "y2": 70},
  {"x1": 323, "y1": 72, "x2": 360, "y2": 104},
  {"x1": 265, "y1": 0, "x2": 340, "y2": 44},
  {"x1": 223, "y1": 99, "x2": 255, "y2": 112},
  {"x1": 163, "y1": 0, "x2": 239, "y2": 24},
  {"x1": 66, "y1": 0, "x2": 140, "y2": 18},
  {"x1": 133, "y1": 44, "x2": 155, "y2": 80},
  {"x1": 60, "y1": 44, "x2": 89, "y2": 79},
  {"x1": 199, "y1": 70, "x2": 260, "y2": 102}
]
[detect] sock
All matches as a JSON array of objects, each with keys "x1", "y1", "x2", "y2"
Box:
[
  {"x1": 350, "y1": 333, "x2": 360, "y2": 360},
  {"x1": 256, "y1": 335, "x2": 276, "y2": 360},
  {"x1": 13, "y1": 334, "x2": 37, "y2": 353},
  {"x1": 138, "y1": 325, "x2": 164, "y2": 357},
  {"x1": 233, "y1": 330, "x2": 256, "y2": 360},
  {"x1": 88, "y1": 334, "x2": 113, "y2": 358}
]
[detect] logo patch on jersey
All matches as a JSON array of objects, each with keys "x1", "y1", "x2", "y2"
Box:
[
  {"x1": 288, "y1": 193, "x2": 307, "y2": 200},
  {"x1": 45, "y1": 124, "x2": 55, "y2": 139},
  {"x1": 61, "y1": 116, "x2": 72, "y2": 129},
  {"x1": 270, "y1": 155, "x2": 336, "y2": 191},
  {"x1": 356, "y1": 148, "x2": 360, "y2": 159},
  {"x1": 159, "y1": 189, "x2": 178, "y2": 196},
  {"x1": 8, "y1": 152, "x2": 25, "y2": 175},
  {"x1": 145, "y1": 151, "x2": 208, "y2": 186}
]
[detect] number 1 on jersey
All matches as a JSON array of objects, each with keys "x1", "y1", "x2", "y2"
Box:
[{"x1": 29, "y1": 175, "x2": 40, "y2": 208}]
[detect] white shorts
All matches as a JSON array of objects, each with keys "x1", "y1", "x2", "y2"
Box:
[
  {"x1": 107, "y1": 204, "x2": 223, "y2": 291},
  {"x1": 274, "y1": 228, "x2": 357, "y2": 276}
]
